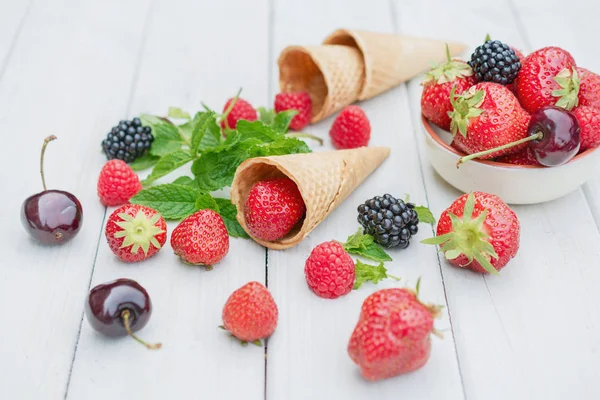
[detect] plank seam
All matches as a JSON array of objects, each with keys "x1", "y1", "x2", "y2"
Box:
[
  {"x1": 62, "y1": 0, "x2": 156, "y2": 397},
  {"x1": 389, "y1": 1, "x2": 467, "y2": 397},
  {"x1": 0, "y1": 0, "x2": 34, "y2": 85}
]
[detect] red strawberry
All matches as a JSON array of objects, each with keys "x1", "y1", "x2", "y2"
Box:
[
  {"x1": 348, "y1": 283, "x2": 441, "y2": 381},
  {"x1": 329, "y1": 105, "x2": 371, "y2": 149},
  {"x1": 171, "y1": 209, "x2": 229, "y2": 266},
  {"x1": 449, "y1": 83, "x2": 530, "y2": 159},
  {"x1": 244, "y1": 177, "x2": 306, "y2": 241},
  {"x1": 97, "y1": 160, "x2": 142, "y2": 206},
  {"x1": 422, "y1": 192, "x2": 520, "y2": 274},
  {"x1": 516, "y1": 47, "x2": 578, "y2": 113},
  {"x1": 221, "y1": 281, "x2": 278, "y2": 344},
  {"x1": 421, "y1": 46, "x2": 476, "y2": 130},
  {"x1": 220, "y1": 97, "x2": 258, "y2": 130},
  {"x1": 304, "y1": 241, "x2": 355, "y2": 299},
  {"x1": 105, "y1": 204, "x2": 167, "y2": 263},
  {"x1": 573, "y1": 106, "x2": 600, "y2": 152},
  {"x1": 274, "y1": 92, "x2": 312, "y2": 130},
  {"x1": 495, "y1": 147, "x2": 541, "y2": 166},
  {"x1": 577, "y1": 67, "x2": 600, "y2": 109}
]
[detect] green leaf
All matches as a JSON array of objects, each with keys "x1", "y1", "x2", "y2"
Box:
[
  {"x1": 172, "y1": 176, "x2": 195, "y2": 187},
  {"x1": 168, "y1": 107, "x2": 190, "y2": 120},
  {"x1": 143, "y1": 150, "x2": 193, "y2": 184},
  {"x1": 192, "y1": 147, "x2": 248, "y2": 191},
  {"x1": 129, "y1": 154, "x2": 160, "y2": 171},
  {"x1": 272, "y1": 110, "x2": 298, "y2": 133},
  {"x1": 248, "y1": 136, "x2": 311, "y2": 157},
  {"x1": 130, "y1": 184, "x2": 200, "y2": 220},
  {"x1": 195, "y1": 193, "x2": 219, "y2": 212},
  {"x1": 414, "y1": 205, "x2": 436, "y2": 224},
  {"x1": 190, "y1": 112, "x2": 221, "y2": 154},
  {"x1": 214, "y1": 198, "x2": 250, "y2": 238},
  {"x1": 353, "y1": 260, "x2": 400, "y2": 290},
  {"x1": 343, "y1": 229, "x2": 392, "y2": 262},
  {"x1": 178, "y1": 120, "x2": 194, "y2": 143},
  {"x1": 140, "y1": 115, "x2": 184, "y2": 156},
  {"x1": 236, "y1": 120, "x2": 282, "y2": 142},
  {"x1": 257, "y1": 107, "x2": 275, "y2": 125}
]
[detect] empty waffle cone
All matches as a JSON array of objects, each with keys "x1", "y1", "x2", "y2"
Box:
[
  {"x1": 323, "y1": 29, "x2": 467, "y2": 100},
  {"x1": 230, "y1": 146, "x2": 391, "y2": 250},
  {"x1": 278, "y1": 45, "x2": 365, "y2": 123}
]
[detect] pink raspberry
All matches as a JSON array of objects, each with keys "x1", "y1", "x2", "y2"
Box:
[
  {"x1": 329, "y1": 105, "x2": 371, "y2": 149},
  {"x1": 304, "y1": 241, "x2": 355, "y2": 299},
  {"x1": 274, "y1": 92, "x2": 312, "y2": 130},
  {"x1": 220, "y1": 97, "x2": 258, "y2": 130}
]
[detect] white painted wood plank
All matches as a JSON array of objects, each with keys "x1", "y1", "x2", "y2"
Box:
[
  {"x1": 399, "y1": 0, "x2": 600, "y2": 399},
  {"x1": 65, "y1": 0, "x2": 270, "y2": 399},
  {"x1": 0, "y1": 1, "x2": 30, "y2": 79},
  {"x1": 0, "y1": 0, "x2": 151, "y2": 399},
  {"x1": 266, "y1": 1, "x2": 464, "y2": 399}
]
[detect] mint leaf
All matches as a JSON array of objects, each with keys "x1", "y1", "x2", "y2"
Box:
[
  {"x1": 190, "y1": 112, "x2": 221, "y2": 154},
  {"x1": 248, "y1": 136, "x2": 311, "y2": 157},
  {"x1": 178, "y1": 119, "x2": 194, "y2": 142},
  {"x1": 143, "y1": 150, "x2": 193, "y2": 184},
  {"x1": 195, "y1": 192, "x2": 219, "y2": 211},
  {"x1": 236, "y1": 120, "x2": 282, "y2": 142},
  {"x1": 129, "y1": 154, "x2": 160, "y2": 171},
  {"x1": 168, "y1": 107, "x2": 190, "y2": 120},
  {"x1": 258, "y1": 107, "x2": 275, "y2": 125},
  {"x1": 415, "y1": 205, "x2": 435, "y2": 224},
  {"x1": 354, "y1": 260, "x2": 400, "y2": 290},
  {"x1": 130, "y1": 184, "x2": 199, "y2": 220},
  {"x1": 172, "y1": 176, "x2": 195, "y2": 187},
  {"x1": 192, "y1": 148, "x2": 248, "y2": 191},
  {"x1": 343, "y1": 229, "x2": 392, "y2": 262},
  {"x1": 214, "y1": 198, "x2": 249, "y2": 238},
  {"x1": 272, "y1": 110, "x2": 298, "y2": 133},
  {"x1": 141, "y1": 115, "x2": 184, "y2": 156}
]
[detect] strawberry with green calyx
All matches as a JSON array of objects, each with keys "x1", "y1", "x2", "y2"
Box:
[
  {"x1": 422, "y1": 192, "x2": 520, "y2": 275},
  {"x1": 577, "y1": 67, "x2": 600, "y2": 109},
  {"x1": 448, "y1": 83, "x2": 530, "y2": 159},
  {"x1": 421, "y1": 44, "x2": 476, "y2": 130},
  {"x1": 105, "y1": 204, "x2": 167, "y2": 263},
  {"x1": 516, "y1": 47, "x2": 578, "y2": 113}
]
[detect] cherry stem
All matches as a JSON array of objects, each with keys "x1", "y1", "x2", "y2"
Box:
[
  {"x1": 40, "y1": 135, "x2": 57, "y2": 191},
  {"x1": 121, "y1": 309, "x2": 162, "y2": 350},
  {"x1": 456, "y1": 131, "x2": 543, "y2": 168},
  {"x1": 285, "y1": 132, "x2": 323, "y2": 145}
]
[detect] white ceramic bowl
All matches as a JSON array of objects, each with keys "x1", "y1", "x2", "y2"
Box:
[{"x1": 421, "y1": 115, "x2": 600, "y2": 204}]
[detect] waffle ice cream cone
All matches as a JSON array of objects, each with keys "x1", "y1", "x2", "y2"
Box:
[
  {"x1": 278, "y1": 45, "x2": 365, "y2": 123},
  {"x1": 230, "y1": 146, "x2": 391, "y2": 250},
  {"x1": 323, "y1": 29, "x2": 467, "y2": 100}
]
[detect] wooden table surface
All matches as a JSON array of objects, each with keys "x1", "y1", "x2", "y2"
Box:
[{"x1": 1, "y1": 0, "x2": 599, "y2": 399}]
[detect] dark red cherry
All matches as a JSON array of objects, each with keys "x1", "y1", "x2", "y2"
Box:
[
  {"x1": 21, "y1": 136, "x2": 83, "y2": 244},
  {"x1": 528, "y1": 106, "x2": 581, "y2": 167},
  {"x1": 85, "y1": 278, "x2": 161, "y2": 350}
]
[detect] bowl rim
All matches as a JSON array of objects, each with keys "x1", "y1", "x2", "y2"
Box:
[{"x1": 421, "y1": 114, "x2": 597, "y2": 169}]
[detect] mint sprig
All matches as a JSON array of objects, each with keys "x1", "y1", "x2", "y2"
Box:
[
  {"x1": 354, "y1": 260, "x2": 400, "y2": 290},
  {"x1": 342, "y1": 229, "x2": 392, "y2": 262}
]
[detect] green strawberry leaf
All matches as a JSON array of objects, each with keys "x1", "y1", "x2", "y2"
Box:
[
  {"x1": 130, "y1": 184, "x2": 200, "y2": 220},
  {"x1": 414, "y1": 205, "x2": 436, "y2": 224},
  {"x1": 353, "y1": 260, "x2": 400, "y2": 290},
  {"x1": 129, "y1": 154, "x2": 160, "y2": 171},
  {"x1": 168, "y1": 107, "x2": 191, "y2": 120},
  {"x1": 142, "y1": 150, "x2": 194, "y2": 185},
  {"x1": 141, "y1": 114, "x2": 185, "y2": 156}
]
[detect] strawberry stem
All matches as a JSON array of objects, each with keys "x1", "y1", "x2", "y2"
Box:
[
  {"x1": 40, "y1": 135, "x2": 57, "y2": 191},
  {"x1": 121, "y1": 309, "x2": 162, "y2": 350},
  {"x1": 456, "y1": 131, "x2": 543, "y2": 168}
]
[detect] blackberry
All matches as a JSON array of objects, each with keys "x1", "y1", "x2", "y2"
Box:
[
  {"x1": 101, "y1": 117, "x2": 153, "y2": 163},
  {"x1": 357, "y1": 194, "x2": 419, "y2": 249},
  {"x1": 468, "y1": 40, "x2": 521, "y2": 85}
]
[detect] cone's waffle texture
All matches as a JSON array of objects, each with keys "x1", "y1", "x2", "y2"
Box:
[
  {"x1": 230, "y1": 147, "x2": 391, "y2": 250},
  {"x1": 323, "y1": 29, "x2": 467, "y2": 100},
  {"x1": 278, "y1": 45, "x2": 365, "y2": 123}
]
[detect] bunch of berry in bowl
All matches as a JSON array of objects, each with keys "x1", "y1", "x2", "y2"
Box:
[{"x1": 420, "y1": 39, "x2": 600, "y2": 204}]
